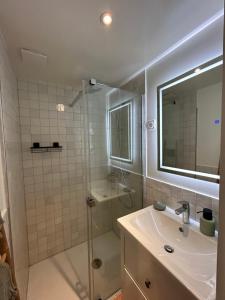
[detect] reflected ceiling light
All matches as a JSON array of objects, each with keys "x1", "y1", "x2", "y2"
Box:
[
  {"x1": 100, "y1": 12, "x2": 112, "y2": 26},
  {"x1": 56, "y1": 104, "x2": 64, "y2": 112},
  {"x1": 195, "y1": 68, "x2": 201, "y2": 74}
]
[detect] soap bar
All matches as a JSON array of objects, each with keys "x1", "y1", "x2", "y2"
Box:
[{"x1": 153, "y1": 201, "x2": 166, "y2": 211}]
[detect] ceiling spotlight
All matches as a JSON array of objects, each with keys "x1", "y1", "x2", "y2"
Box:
[
  {"x1": 100, "y1": 12, "x2": 112, "y2": 26},
  {"x1": 195, "y1": 68, "x2": 201, "y2": 74}
]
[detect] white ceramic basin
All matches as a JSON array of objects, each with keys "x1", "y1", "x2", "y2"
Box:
[
  {"x1": 91, "y1": 180, "x2": 135, "y2": 203},
  {"x1": 118, "y1": 205, "x2": 217, "y2": 300}
]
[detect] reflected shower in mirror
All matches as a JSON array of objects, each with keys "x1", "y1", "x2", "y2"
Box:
[
  {"x1": 109, "y1": 101, "x2": 132, "y2": 162},
  {"x1": 158, "y1": 57, "x2": 223, "y2": 182}
]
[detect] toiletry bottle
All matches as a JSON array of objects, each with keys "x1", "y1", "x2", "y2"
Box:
[{"x1": 197, "y1": 208, "x2": 215, "y2": 237}]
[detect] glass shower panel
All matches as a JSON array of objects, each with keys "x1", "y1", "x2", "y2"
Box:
[{"x1": 85, "y1": 82, "x2": 143, "y2": 300}]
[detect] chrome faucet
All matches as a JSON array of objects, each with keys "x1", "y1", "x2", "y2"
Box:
[{"x1": 175, "y1": 201, "x2": 190, "y2": 224}]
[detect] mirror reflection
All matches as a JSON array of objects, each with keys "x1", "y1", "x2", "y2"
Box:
[
  {"x1": 158, "y1": 58, "x2": 223, "y2": 182},
  {"x1": 109, "y1": 101, "x2": 132, "y2": 162}
]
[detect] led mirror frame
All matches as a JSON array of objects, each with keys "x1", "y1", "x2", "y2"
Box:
[
  {"x1": 108, "y1": 100, "x2": 133, "y2": 163},
  {"x1": 157, "y1": 56, "x2": 223, "y2": 181}
]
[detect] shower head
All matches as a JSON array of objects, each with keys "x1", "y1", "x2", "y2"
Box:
[
  {"x1": 86, "y1": 86, "x2": 102, "y2": 94},
  {"x1": 69, "y1": 85, "x2": 102, "y2": 107}
]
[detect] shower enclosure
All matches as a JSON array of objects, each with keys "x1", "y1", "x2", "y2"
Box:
[{"x1": 80, "y1": 80, "x2": 144, "y2": 300}]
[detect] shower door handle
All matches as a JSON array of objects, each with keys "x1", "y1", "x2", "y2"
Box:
[{"x1": 86, "y1": 196, "x2": 96, "y2": 207}]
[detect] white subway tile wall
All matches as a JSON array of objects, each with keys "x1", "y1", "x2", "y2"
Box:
[
  {"x1": 163, "y1": 94, "x2": 197, "y2": 170},
  {"x1": 18, "y1": 80, "x2": 88, "y2": 265},
  {"x1": 110, "y1": 167, "x2": 143, "y2": 236}
]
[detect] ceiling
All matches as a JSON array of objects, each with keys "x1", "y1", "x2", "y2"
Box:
[{"x1": 0, "y1": 0, "x2": 223, "y2": 88}]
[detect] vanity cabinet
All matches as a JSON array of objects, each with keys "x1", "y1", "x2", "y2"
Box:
[
  {"x1": 121, "y1": 232, "x2": 197, "y2": 300},
  {"x1": 123, "y1": 268, "x2": 146, "y2": 300}
]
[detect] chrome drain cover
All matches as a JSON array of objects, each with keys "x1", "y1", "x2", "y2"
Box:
[
  {"x1": 164, "y1": 245, "x2": 174, "y2": 253},
  {"x1": 92, "y1": 258, "x2": 102, "y2": 269}
]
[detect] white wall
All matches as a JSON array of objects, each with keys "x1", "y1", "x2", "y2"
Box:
[
  {"x1": 146, "y1": 16, "x2": 223, "y2": 198},
  {"x1": 0, "y1": 136, "x2": 7, "y2": 211},
  {"x1": 217, "y1": 17, "x2": 225, "y2": 300},
  {"x1": 0, "y1": 31, "x2": 29, "y2": 299},
  {"x1": 196, "y1": 82, "x2": 222, "y2": 169}
]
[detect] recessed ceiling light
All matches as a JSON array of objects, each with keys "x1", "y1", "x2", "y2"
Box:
[
  {"x1": 195, "y1": 68, "x2": 201, "y2": 74},
  {"x1": 100, "y1": 12, "x2": 112, "y2": 26}
]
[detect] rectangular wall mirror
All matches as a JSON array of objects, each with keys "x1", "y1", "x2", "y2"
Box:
[
  {"x1": 109, "y1": 101, "x2": 132, "y2": 162},
  {"x1": 158, "y1": 56, "x2": 223, "y2": 182}
]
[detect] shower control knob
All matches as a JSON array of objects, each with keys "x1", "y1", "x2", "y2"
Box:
[
  {"x1": 145, "y1": 279, "x2": 151, "y2": 289},
  {"x1": 86, "y1": 197, "x2": 96, "y2": 207},
  {"x1": 145, "y1": 119, "x2": 156, "y2": 130}
]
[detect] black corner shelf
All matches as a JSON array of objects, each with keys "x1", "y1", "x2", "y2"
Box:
[{"x1": 30, "y1": 146, "x2": 63, "y2": 153}]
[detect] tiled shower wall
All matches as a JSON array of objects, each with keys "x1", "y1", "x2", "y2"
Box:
[
  {"x1": 111, "y1": 167, "x2": 143, "y2": 236},
  {"x1": 144, "y1": 177, "x2": 219, "y2": 227},
  {"x1": 18, "y1": 80, "x2": 88, "y2": 265},
  {"x1": 163, "y1": 93, "x2": 197, "y2": 170}
]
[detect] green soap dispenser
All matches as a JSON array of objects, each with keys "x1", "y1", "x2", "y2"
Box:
[{"x1": 197, "y1": 208, "x2": 215, "y2": 237}]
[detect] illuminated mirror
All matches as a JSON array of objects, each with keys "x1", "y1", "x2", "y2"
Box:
[
  {"x1": 109, "y1": 101, "x2": 132, "y2": 162},
  {"x1": 158, "y1": 56, "x2": 223, "y2": 183}
]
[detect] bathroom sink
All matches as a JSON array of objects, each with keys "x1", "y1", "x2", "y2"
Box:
[
  {"x1": 118, "y1": 205, "x2": 217, "y2": 300},
  {"x1": 91, "y1": 180, "x2": 135, "y2": 203}
]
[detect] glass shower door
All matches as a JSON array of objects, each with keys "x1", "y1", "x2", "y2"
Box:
[{"x1": 85, "y1": 82, "x2": 143, "y2": 300}]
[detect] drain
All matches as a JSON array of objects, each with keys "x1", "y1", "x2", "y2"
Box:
[
  {"x1": 164, "y1": 245, "x2": 174, "y2": 253},
  {"x1": 179, "y1": 227, "x2": 184, "y2": 233},
  {"x1": 92, "y1": 258, "x2": 102, "y2": 269}
]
